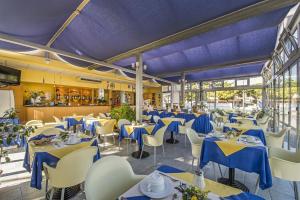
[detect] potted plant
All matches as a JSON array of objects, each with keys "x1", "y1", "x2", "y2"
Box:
[
  {"x1": 110, "y1": 104, "x2": 136, "y2": 122},
  {"x1": 0, "y1": 108, "x2": 35, "y2": 175}
]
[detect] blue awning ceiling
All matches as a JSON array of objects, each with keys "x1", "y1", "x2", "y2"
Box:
[{"x1": 0, "y1": 0, "x2": 294, "y2": 81}]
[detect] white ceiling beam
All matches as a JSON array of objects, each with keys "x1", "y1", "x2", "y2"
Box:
[
  {"x1": 47, "y1": 0, "x2": 90, "y2": 47},
  {"x1": 0, "y1": 33, "x2": 175, "y2": 84}
]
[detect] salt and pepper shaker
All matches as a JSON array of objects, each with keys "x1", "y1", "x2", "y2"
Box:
[{"x1": 195, "y1": 170, "x2": 206, "y2": 190}]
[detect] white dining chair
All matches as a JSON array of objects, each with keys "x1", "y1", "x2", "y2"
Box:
[
  {"x1": 153, "y1": 115, "x2": 161, "y2": 123},
  {"x1": 186, "y1": 128, "x2": 204, "y2": 170},
  {"x1": 95, "y1": 119, "x2": 117, "y2": 148},
  {"x1": 117, "y1": 119, "x2": 132, "y2": 152},
  {"x1": 53, "y1": 116, "x2": 62, "y2": 123},
  {"x1": 179, "y1": 119, "x2": 195, "y2": 147},
  {"x1": 210, "y1": 120, "x2": 222, "y2": 132},
  {"x1": 266, "y1": 127, "x2": 291, "y2": 148},
  {"x1": 99, "y1": 113, "x2": 107, "y2": 118},
  {"x1": 25, "y1": 120, "x2": 44, "y2": 128},
  {"x1": 236, "y1": 118, "x2": 253, "y2": 126},
  {"x1": 140, "y1": 126, "x2": 167, "y2": 165},
  {"x1": 186, "y1": 128, "x2": 222, "y2": 179},
  {"x1": 269, "y1": 148, "x2": 300, "y2": 200},
  {"x1": 258, "y1": 116, "x2": 271, "y2": 132},
  {"x1": 43, "y1": 147, "x2": 97, "y2": 200},
  {"x1": 85, "y1": 156, "x2": 145, "y2": 200}
]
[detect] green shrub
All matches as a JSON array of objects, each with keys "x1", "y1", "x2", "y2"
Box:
[{"x1": 110, "y1": 104, "x2": 136, "y2": 122}]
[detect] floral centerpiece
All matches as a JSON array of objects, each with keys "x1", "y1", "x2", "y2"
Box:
[
  {"x1": 226, "y1": 129, "x2": 242, "y2": 138},
  {"x1": 177, "y1": 185, "x2": 209, "y2": 200}
]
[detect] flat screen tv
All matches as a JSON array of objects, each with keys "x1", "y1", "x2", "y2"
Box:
[{"x1": 0, "y1": 65, "x2": 21, "y2": 87}]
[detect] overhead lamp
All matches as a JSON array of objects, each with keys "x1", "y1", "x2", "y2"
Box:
[{"x1": 131, "y1": 62, "x2": 147, "y2": 70}]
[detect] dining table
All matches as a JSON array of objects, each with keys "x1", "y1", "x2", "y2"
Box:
[
  {"x1": 23, "y1": 133, "x2": 100, "y2": 193},
  {"x1": 119, "y1": 123, "x2": 162, "y2": 159},
  {"x1": 223, "y1": 123, "x2": 266, "y2": 145},
  {"x1": 119, "y1": 165, "x2": 264, "y2": 199},
  {"x1": 230, "y1": 116, "x2": 257, "y2": 125},
  {"x1": 64, "y1": 115, "x2": 84, "y2": 132},
  {"x1": 200, "y1": 135, "x2": 272, "y2": 192},
  {"x1": 158, "y1": 118, "x2": 185, "y2": 144},
  {"x1": 81, "y1": 118, "x2": 109, "y2": 136}
]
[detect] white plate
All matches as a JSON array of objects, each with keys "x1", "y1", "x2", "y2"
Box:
[{"x1": 139, "y1": 177, "x2": 174, "y2": 199}]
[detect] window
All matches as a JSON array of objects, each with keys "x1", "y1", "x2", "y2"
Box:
[
  {"x1": 290, "y1": 64, "x2": 298, "y2": 129},
  {"x1": 162, "y1": 86, "x2": 169, "y2": 92},
  {"x1": 0, "y1": 90, "x2": 15, "y2": 116},
  {"x1": 292, "y1": 29, "x2": 298, "y2": 47},
  {"x1": 212, "y1": 81, "x2": 223, "y2": 88},
  {"x1": 224, "y1": 80, "x2": 235, "y2": 87},
  {"x1": 191, "y1": 82, "x2": 199, "y2": 90},
  {"x1": 237, "y1": 79, "x2": 248, "y2": 86},
  {"x1": 283, "y1": 70, "x2": 290, "y2": 125},
  {"x1": 202, "y1": 81, "x2": 211, "y2": 89},
  {"x1": 250, "y1": 77, "x2": 263, "y2": 86}
]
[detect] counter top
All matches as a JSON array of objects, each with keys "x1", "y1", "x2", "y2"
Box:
[{"x1": 24, "y1": 105, "x2": 109, "y2": 107}]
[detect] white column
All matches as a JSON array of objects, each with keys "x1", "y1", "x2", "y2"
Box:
[
  {"x1": 135, "y1": 54, "x2": 143, "y2": 122},
  {"x1": 180, "y1": 72, "x2": 185, "y2": 107},
  {"x1": 242, "y1": 90, "x2": 246, "y2": 113},
  {"x1": 170, "y1": 84, "x2": 174, "y2": 108}
]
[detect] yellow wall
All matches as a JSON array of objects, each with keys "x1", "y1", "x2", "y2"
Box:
[{"x1": 21, "y1": 68, "x2": 134, "y2": 92}]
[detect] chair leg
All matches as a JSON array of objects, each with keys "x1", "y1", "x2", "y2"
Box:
[
  {"x1": 112, "y1": 135, "x2": 116, "y2": 144},
  {"x1": 213, "y1": 163, "x2": 217, "y2": 181},
  {"x1": 218, "y1": 164, "x2": 223, "y2": 177},
  {"x1": 61, "y1": 188, "x2": 65, "y2": 200},
  {"x1": 294, "y1": 181, "x2": 299, "y2": 200},
  {"x1": 162, "y1": 145, "x2": 165, "y2": 157},
  {"x1": 191, "y1": 157, "x2": 195, "y2": 171},
  {"x1": 49, "y1": 188, "x2": 54, "y2": 200},
  {"x1": 154, "y1": 146, "x2": 157, "y2": 166},
  {"x1": 118, "y1": 140, "x2": 121, "y2": 151},
  {"x1": 139, "y1": 145, "x2": 144, "y2": 159},
  {"x1": 45, "y1": 179, "x2": 48, "y2": 195},
  {"x1": 268, "y1": 188, "x2": 272, "y2": 200},
  {"x1": 184, "y1": 134, "x2": 187, "y2": 147},
  {"x1": 197, "y1": 158, "x2": 200, "y2": 171},
  {"x1": 126, "y1": 139, "x2": 129, "y2": 154},
  {"x1": 254, "y1": 176, "x2": 259, "y2": 194}
]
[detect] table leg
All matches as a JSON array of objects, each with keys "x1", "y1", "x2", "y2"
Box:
[
  {"x1": 46, "y1": 185, "x2": 80, "y2": 200},
  {"x1": 131, "y1": 145, "x2": 150, "y2": 159},
  {"x1": 166, "y1": 131, "x2": 179, "y2": 144},
  {"x1": 218, "y1": 168, "x2": 249, "y2": 192},
  {"x1": 73, "y1": 125, "x2": 76, "y2": 133}
]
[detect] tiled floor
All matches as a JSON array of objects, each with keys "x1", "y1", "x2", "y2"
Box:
[{"x1": 0, "y1": 134, "x2": 298, "y2": 200}]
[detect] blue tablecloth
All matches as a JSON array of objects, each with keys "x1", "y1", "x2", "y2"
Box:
[
  {"x1": 126, "y1": 165, "x2": 264, "y2": 200},
  {"x1": 192, "y1": 114, "x2": 212, "y2": 134},
  {"x1": 119, "y1": 124, "x2": 163, "y2": 148},
  {"x1": 82, "y1": 120, "x2": 100, "y2": 136},
  {"x1": 230, "y1": 117, "x2": 257, "y2": 125},
  {"x1": 23, "y1": 135, "x2": 100, "y2": 190},
  {"x1": 200, "y1": 137, "x2": 272, "y2": 190},
  {"x1": 0, "y1": 117, "x2": 20, "y2": 124},
  {"x1": 223, "y1": 126, "x2": 266, "y2": 145},
  {"x1": 157, "y1": 119, "x2": 182, "y2": 134},
  {"x1": 65, "y1": 117, "x2": 83, "y2": 129}
]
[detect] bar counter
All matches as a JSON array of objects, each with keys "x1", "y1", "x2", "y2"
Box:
[{"x1": 24, "y1": 105, "x2": 111, "y2": 122}]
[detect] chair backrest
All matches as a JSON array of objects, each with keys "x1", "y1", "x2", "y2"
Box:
[
  {"x1": 185, "y1": 119, "x2": 195, "y2": 128},
  {"x1": 39, "y1": 127, "x2": 63, "y2": 136},
  {"x1": 25, "y1": 120, "x2": 43, "y2": 128},
  {"x1": 46, "y1": 147, "x2": 97, "y2": 188},
  {"x1": 85, "y1": 156, "x2": 139, "y2": 200},
  {"x1": 267, "y1": 127, "x2": 291, "y2": 148},
  {"x1": 53, "y1": 116, "x2": 62, "y2": 123},
  {"x1": 210, "y1": 120, "x2": 218, "y2": 131},
  {"x1": 237, "y1": 119, "x2": 253, "y2": 126},
  {"x1": 153, "y1": 115, "x2": 161, "y2": 123},
  {"x1": 87, "y1": 113, "x2": 94, "y2": 117},
  {"x1": 259, "y1": 117, "x2": 270, "y2": 131},
  {"x1": 96, "y1": 119, "x2": 116, "y2": 135},
  {"x1": 187, "y1": 128, "x2": 204, "y2": 158},
  {"x1": 152, "y1": 126, "x2": 167, "y2": 146},
  {"x1": 99, "y1": 113, "x2": 106, "y2": 118},
  {"x1": 117, "y1": 119, "x2": 131, "y2": 130},
  {"x1": 269, "y1": 147, "x2": 300, "y2": 181}
]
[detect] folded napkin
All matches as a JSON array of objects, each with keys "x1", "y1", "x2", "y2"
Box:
[
  {"x1": 215, "y1": 139, "x2": 247, "y2": 156},
  {"x1": 29, "y1": 134, "x2": 56, "y2": 142},
  {"x1": 124, "y1": 125, "x2": 135, "y2": 135},
  {"x1": 224, "y1": 192, "x2": 264, "y2": 200}
]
